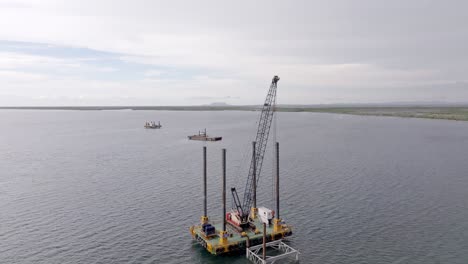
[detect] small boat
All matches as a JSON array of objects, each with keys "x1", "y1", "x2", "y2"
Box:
[
  {"x1": 188, "y1": 129, "x2": 222, "y2": 141},
  {"x1": 144, "y1": 121, "x2": 162, "y2": 129}
]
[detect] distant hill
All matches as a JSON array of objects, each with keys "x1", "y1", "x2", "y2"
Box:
[{"x1": 208, "y1": 102, "x2": 230, "y2": 106}]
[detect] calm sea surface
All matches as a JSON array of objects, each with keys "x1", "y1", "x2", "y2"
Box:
[{"x1": 1, "y1": 110, "x2": 468, "y2": 264}]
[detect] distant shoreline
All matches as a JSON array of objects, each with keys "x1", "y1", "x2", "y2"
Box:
[{"x1": 2, "y1": 106, "x2": 468, "y2": 121}]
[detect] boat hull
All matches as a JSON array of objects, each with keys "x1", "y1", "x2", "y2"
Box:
[{"x1": 188, "y1": 135, "x2": 222, "y2": 141}]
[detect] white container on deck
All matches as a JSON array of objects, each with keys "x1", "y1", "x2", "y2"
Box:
[{"x1": 257, "y1": 207, "x2": 274, "y2": 225}]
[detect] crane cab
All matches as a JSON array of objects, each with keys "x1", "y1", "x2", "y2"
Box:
[
  {"x1": 226, "y1": 210, "x2": 242, "y2": 227},
  {"x1": 226, "y1": 210, "x2": 250, "y2": 229},
  {"x1": 258, "y1": 207, "x2": 274, "y2": 225}
]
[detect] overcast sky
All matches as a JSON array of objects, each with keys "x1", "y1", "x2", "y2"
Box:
[{"x1": 0, "y1": 0, "x2": 467, "y2": 106}]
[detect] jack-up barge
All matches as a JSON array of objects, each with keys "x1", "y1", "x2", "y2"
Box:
[{"x1": 189, "y1": 76, "x2": 298, "y2": 261}]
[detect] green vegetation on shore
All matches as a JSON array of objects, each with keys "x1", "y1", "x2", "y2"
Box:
[
  {"x1": 295, "y1": 107, "x2": 468, "y2": 121},
  {"x1": 2, "y1": 106, "x2": 468, "y2": 121}
]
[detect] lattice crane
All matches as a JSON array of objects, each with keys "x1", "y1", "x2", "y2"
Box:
[{"x1": 229, "y1": 75, "x2": 279, "y2": 227}]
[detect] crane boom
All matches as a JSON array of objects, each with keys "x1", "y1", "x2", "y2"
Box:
[{"x1": 236, "y1": 75, "x2": 279, "y2": 222}]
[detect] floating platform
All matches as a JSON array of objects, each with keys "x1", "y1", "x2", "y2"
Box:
[
  {"x1": 189, "y1": 218, "x2": 292, "y2": 255},
  {"x1": 144, "y1": 121, "x2": 162, "y2": 129},
  {"x1": 188, "y1": 135, "x2": 222, "y2": 141},
  {"x1": 145, "y1": 125, "x2": 162, "y2": 129},
  {"x1": 188, "y1": 129, "x2": 222, "y2": 141},
  {"x1": 247, "y1": 239, "x2": 299, "y2": 263}
]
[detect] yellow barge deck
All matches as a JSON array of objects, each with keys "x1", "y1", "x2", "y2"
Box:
[{"x1": 189, "y1": 218, "x2": 292, "y2": 255}]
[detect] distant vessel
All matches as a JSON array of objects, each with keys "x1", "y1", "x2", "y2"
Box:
[
  {"x1": 188, "y1": 129, "x2": 222, "y2": 141},
  {"x1": 144, "y1": 121, "x2": 162, "y2": 129}
]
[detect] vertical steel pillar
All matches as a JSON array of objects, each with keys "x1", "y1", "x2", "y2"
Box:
[
  {"x1": 203, "y1": 146, "x2": 207, "y2": 217},
  {"x1": 222, "y1": 148, "x2": 226, "y2": 232},
  {"x1": 276, "y1": 142, "x2": 280, "y2": 219},
  {"x1": 252, "y1": 141, "x2": 257, "y2": 209},
  {"x1": 263, "y1": 222, "x2": 267, "y2": 260}
]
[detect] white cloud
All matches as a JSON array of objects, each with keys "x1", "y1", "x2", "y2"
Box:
[
  {"x1": 143, "y1": 70, "x2": 162, "y2": 78},
  {"x1": 0, "y1": 52, "x2": 67, "y2": 69},
  {"x1": 0, "y1": 0, "x2": 467, "y2": 105},
  {"x1": 0, "y1": 69, "x2": 47, "y2": 81}
]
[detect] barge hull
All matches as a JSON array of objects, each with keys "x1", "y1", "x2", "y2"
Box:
[
  {"x1": 188, "y1": 136, "x2": 222, "y2": 141},
  {"x1": 189, "y1": 219, "x2": 292, "y2": 255}
]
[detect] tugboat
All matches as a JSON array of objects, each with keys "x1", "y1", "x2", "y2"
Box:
[
  {"x1": 144, "y1": 121, "x2": 162, "y2": 129},
  {"x1": 188, "y1": 129, "x2": 222, "y2": 141}
]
